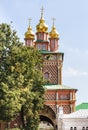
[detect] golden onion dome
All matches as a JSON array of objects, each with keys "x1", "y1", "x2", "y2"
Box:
[
  {"x1": 25, "y1": 25, "x2": 35, "y2": 39},
  {"x1": 49, "y1": 18, "x2": 59, "y2": 39},
  {"x1": 36, "y1": 7, "x2": 48, "y2": 33},
  {"x1": 49, "y1": 25, "x2": 59, "y2": 39},
  {"x1": 36, "y1": 18, "x2": 48, "y2": 33},
  {"x1": 36, "y1": 18, "x2": 48, "y2": 32}
]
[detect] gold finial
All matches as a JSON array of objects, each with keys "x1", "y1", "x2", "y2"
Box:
[
  {"x1": 28, "y1": 18, "x2": 32, "y2": 27},
  {"x1": 41, "y1": 6, "x2": 44, "y2": 18},
  {"x1": 52, "y1": 18, "x2": 56, "y2": 26},
  {"x1": 49, "y1": 18, "x2": 59, "y2": 39},
  {"x1": 36, "y1": 6, "x2": 48, "y2": 33},
  {"x1": 25, "y1": 18, "x2": 34, "y2": 39}
]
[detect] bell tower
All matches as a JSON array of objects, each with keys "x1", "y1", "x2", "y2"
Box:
[
  {"x1": 24, "y1": 7, "x2": 77, "y2": 115},
  {"x1": 35, "y1": 7, "x2": 49, "y2": 51}
]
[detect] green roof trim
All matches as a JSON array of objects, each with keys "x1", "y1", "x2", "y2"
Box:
[
  {"x1": 40, "y1": 50, "x2": 64, "y2": 54},
  {"x1": 76, "y1": 103, "x2": 88, "y2": 111},
  {"x1": 35, "y1": 40, "x2": 49, "y2": 43},
  {"x1": 44, "y1": 84, "x2": 77, "y2": 90}
]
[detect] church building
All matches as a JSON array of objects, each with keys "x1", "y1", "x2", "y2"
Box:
[
  {"x1": 0, "y1": 7, "x2": 77, "y2": 130},
  {"x1": 24, "y1": 7, "x2": 77, "y2": 129}
]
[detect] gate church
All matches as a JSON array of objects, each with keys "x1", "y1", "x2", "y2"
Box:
[
  {"x1": 0, "y1": 8, "x2": 77, "y2": 130},
  {"x1": 24, "y1": 7, "x2": 77, "y2": 129}
]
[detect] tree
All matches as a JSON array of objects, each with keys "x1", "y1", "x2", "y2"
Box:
[
  {"x1": 0, "y1": 23, "x2": 45, "y2": 130},
  {"x1": 0, "y1": 23, "x2": 22, "y2": 122}
]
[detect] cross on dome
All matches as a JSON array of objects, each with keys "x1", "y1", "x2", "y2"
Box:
[
  {"x1": 52, "y1": 18, "x2": 56, "y2": 26},
  {"x1": 28, "y1": 18, "x2": 32, "y2": 27},
  {"x1": 41, "y1": 6, "x2": 44, "y2": 18}
]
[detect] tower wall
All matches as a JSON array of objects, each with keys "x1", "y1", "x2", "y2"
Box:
[
  {"x1": 42, "y1": 53, "x2": 63, "y2": 85},
  {"x1": 23, "y1": 9, "x2": 77, "y2": 129},
  {"x1": 24, "y1": 11, "x2": 77, "y2": 116}
]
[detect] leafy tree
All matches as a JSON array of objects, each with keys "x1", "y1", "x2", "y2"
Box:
[
  {"x1": 0, "y1": 23, "x2": 45, "y2": 130},
  {"x1": 0, "y1": 23, "x2": 22, "y2": 122}
]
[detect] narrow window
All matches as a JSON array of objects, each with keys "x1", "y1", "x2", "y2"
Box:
[
  {"x1": 44, "y1": 72, "x2": 49, "y2": 79},
  {"x1": 42, "y1": 44, "x2": 46, "y2": 50},
  {"x1": 70, "y1": 127, "x2": 73, "y2": 130},
  {"x1": 86, "y1": 127, "x2": 88, "y2": 130},
  {"x1": 74, "y1": 127, "x2": 77, "y2": 130},
  {"x1": 82, "y1": 127, "x2": 85, "y2": 130}
]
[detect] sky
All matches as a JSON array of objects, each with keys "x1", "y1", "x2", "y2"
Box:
[{"x1": 0, "y1": 0, "x2": 88, "y2": 105}]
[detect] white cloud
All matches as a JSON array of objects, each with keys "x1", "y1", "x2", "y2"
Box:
[
  {"x1": 60, "y1": 45, "x2": 88, "y2": 57},
  {"x1": 63, "y1": 67, "x2": 88, "y2": 77}
]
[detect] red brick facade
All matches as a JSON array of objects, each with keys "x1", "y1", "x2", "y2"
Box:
[{"x1": 24, "y1": 12, "x2": 77, "y2": 115}]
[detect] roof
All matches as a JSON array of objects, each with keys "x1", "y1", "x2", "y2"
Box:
[
  {"x1": 63, "y1": 109, "x2": 88, "y2": 118},
  {"x1": 35, "y1": 40, "x2": 49, "y2": 43},
  {"x1": 76, "y1": 103, "x2": 88, "y2": 111},
  {"x1": 44, "y1": 84, "x2": 77, "y2": 90},
  {"x1": 40, "y1": 50, "x2": 64, "y2": 55}
]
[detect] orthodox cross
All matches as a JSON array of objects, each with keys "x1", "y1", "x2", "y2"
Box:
[
  {"x1": 41, "y1": 6, "x2": 44, "y2": 18},
  {"x1": 28, "y1": 18, "x2": 32, "y2": 27},
  {"x1": 52, "y1": 18, "x2": 56, "y2": 26}
]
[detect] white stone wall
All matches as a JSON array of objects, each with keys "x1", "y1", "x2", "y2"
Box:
[{"x1": 59, "y1": 118, "x2": 88, "y2": 130}]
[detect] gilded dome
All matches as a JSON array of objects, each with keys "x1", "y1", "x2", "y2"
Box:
[
  {"x1": 36, "y1": 17, "x2": 48, "y2": 33},
  {"x1": 36, "y1": 7, "x2": 48, "y2": 33},
  {"x1": 25, "y1": 26, "x2": 35, "y2": 39},
  {"x1": 49, "y1": 25, "x2": 59, "y2": 39}
]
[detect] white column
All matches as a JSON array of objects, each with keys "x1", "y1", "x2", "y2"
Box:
[
  {"x1": 70, "y1": 92, "x2": 72, "y2": 100},
  {"x1": 56, "y1": 92, "x2": 58, "y2": 100}
]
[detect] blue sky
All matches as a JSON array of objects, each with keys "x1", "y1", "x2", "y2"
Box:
[{"x1": 0, "y1": 0, "x2": 88, "y2": 105}]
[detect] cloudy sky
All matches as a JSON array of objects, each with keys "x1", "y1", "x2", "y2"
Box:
[{"x1": 0, "y1": 0, "x2": 88, "y2": 105}]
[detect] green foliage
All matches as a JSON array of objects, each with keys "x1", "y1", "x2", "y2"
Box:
[
  {"x1": 0, "y1": 23, "x2": 22, "y2": 122},
  {"x1": 6, "y1": 128, "x2": 20, "y2": 130},
  {"x1": 0, "y1": 23, "x2": 45, "y2": 130}
]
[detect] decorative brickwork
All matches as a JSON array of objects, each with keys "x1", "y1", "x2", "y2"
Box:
[
  {"x1": 62, "y1": 105, "x2": 71, "y2": 114},
  {"x1": 45, "y1": 93, "x2": 56, "y2": 100},
  {"x1": 48, "y1": 105, "x2": 57, "y2": 114},
  {"x1": 43, "y1": 64, "x2": 58, "y2": 84}
]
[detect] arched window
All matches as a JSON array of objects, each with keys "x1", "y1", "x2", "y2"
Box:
[
  {"x1": 70, "y1": 127, "x2": 73, "y2": 130},
  {"x1": 74, "y1": 127, "x2": 77, "y2": 130},
  {"x1": 82, "y1": 127, "x2": 85, "y2": 130},
  {"x1": 86, "y1": 127, "x2": 88, "y2": 130},
  {"x1": 44, "y1": 72, "x2": 49, "y2": 79},
  {"x1": 42, "y1": 44, "x2": 46, "y2": 50}
]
